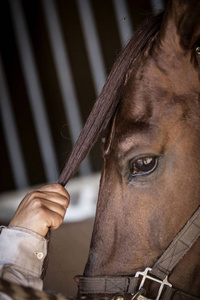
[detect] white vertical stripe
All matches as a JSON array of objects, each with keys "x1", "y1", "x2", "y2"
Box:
[
  {"x1": 112, "y1": 0, "x2": 133, "y2": 46},
  {"x1": 41, "y1": 0, "x2": 92, "y2": 176},
  {"x1": 76, "y1": 0, "x2": 106, "y2": 96},
  {"x1": 150, "y1": 0, "x2": 165, "y2": 12},
  {"x1": 0, "y1": 57, "x2": 29, "y2": 188},
  {"x1": 8, "y1": 0, "x2": 59, "y2": 183}
]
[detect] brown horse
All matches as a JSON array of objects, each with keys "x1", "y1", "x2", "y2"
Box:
[
  {"x1": 59, "y1": 0, "x2": 200, "y2": 299},
  {"x1": 79, "y1": 2, "x2": 200, "y2": 300}
]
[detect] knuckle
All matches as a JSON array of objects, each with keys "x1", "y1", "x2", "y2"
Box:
[
  {"x1": 53, "y1": 183, "x2": 70, "y2": 198},
  {"x1": 55, "y1": 214, "x2": 64, "y2": 227},
  {"x1": 24, "y1": 191, "x2": 42, "y2": 206},
  {"x1": 53, "y1": 183, "x2": 63, "y2": 192},
  {"x1": 61, "y1": 198, "x2": 69, "y2": 209},
  {"x1": 35, "y1": 206, "x2": 48, "y2": 221},
  {"x1": 50, "y1": 218, "x2": 61, "y2": 231},
  {"x1": 26, "y1": 188, "x2": 37, "y2": 197},
  {"x1": 28, "y1": 190, "x2": 41, "y2": 199},
  {"x1": 32, "y1": 196, "x2": 43, "y2": 207}
]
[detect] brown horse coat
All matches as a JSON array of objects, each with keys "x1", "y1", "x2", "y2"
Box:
[{"x1": 82, "y1": 0, "x2": 200, "y2": 298}]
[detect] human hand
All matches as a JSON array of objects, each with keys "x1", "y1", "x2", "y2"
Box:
[{"x1": 9, "y1": 184, "x2": 70, "y2": 237}]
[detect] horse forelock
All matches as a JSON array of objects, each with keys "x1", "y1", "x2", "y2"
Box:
[
  {"x1": 59, "y1": 13, "x2": 163, "y2": 186},
  {"x1": 100, "y1": 15, "x2": 164, "y2": 159}
]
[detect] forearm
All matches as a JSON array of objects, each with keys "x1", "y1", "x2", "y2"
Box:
[{"x1": 0, "y1": 226, "x2": 48, "y2": 290}]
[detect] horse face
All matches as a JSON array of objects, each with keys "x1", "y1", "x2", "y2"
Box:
[{"x1": 84, "y1": 0, "x2": 200, "y2": 295}]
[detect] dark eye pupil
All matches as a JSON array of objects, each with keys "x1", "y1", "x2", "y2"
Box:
[{"x1": 132, "y1": 157, "x2": 157, "y2": 175}]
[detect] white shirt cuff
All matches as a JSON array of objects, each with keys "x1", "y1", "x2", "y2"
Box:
[{"x1": 0, "y1": 226, "x2": 48, "y2": 277}]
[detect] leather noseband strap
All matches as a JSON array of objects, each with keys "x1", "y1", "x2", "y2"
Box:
[{"x1": 79, "y1": 206, "x2": 200, "y2": 299}]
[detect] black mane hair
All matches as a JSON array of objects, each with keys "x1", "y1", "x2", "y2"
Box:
[{"x1": 58, "y1": 13, "x2": 164, "y2": 186}]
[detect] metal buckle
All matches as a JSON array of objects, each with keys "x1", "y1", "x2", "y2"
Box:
[
  {"x1": 135, "y1": 268, "x2": 172, "y2": 300},
  {"x1": 131, "y1": 288, "x2": 146, "y2": 300}
]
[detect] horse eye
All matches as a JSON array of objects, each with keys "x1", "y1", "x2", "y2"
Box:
[{"x1": 130, "y1": 156, "x2": 158, "y2": 177}]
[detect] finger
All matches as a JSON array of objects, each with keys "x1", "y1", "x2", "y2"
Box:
[
  {"x1": 36, "y1": 183, "x2": 70, "y2": 199},
  {"x1": 41, "y1": 206, "x2": 66, "y2": 232},
  {"x1": 33, "y1": 197, "x2": 67, "y2": 219},
  {"x1": 28, "y1": 191, "x2": 70, "y2": 210},
  {"x1": 27, "y1": 207, "x2": 65, "y2": 236},
  {"x1": 9, "y1": 184, "x2": 70, "y2": 236},
  {"x1": 11, "y1": 201, "x2": 66, "y2": 236}
]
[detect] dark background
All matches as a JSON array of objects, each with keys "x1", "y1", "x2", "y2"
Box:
[{"x1": 0, "y1": 0, "x2": 168, "y2": 192}]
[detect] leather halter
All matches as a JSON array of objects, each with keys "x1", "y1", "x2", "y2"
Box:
[
  {"x1": 79, "y1": 48, "x2": 200, "y2": 300},
  {"x1": 79, "y1": 206, "x2": 200, "y2": 299}
]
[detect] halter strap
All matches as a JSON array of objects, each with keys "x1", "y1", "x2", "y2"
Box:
[
  {"x1": 79, "y1": 206, "x2": 200, "y2": 295},
  {"x1": 79, "y1": 276, "x2": 140, "y2": 295},
  {"x1": 151, "y1": 206, "x2": 200, "y2": 280}
]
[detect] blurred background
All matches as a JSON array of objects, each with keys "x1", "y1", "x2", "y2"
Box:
[{"x1": 0, "y1": 0, "x2": 167, "y2": 295}]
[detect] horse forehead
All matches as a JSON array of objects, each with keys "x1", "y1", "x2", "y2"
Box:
[
  {"x1": 114, "y1": 89, "x2": 200, "y2": 155},
  {"x1": 119, "y1": 55, "x2": 200, "y2": 128},
  {"x1": 117, "y1": 90, "x2": 193, "y2": 137}
]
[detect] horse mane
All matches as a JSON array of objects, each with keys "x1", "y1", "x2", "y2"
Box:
[{"x1": 58, "y1": 12, "x2": 164, "y2": 186}]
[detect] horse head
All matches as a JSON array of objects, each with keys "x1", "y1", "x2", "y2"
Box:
[{"x1": 81, "y1": 0, "x2": 200, "y2": 298}]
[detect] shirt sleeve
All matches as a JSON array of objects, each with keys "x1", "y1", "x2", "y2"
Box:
[{"x1": 0, "y1": 226, "x2": 48, "y2": 290}]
